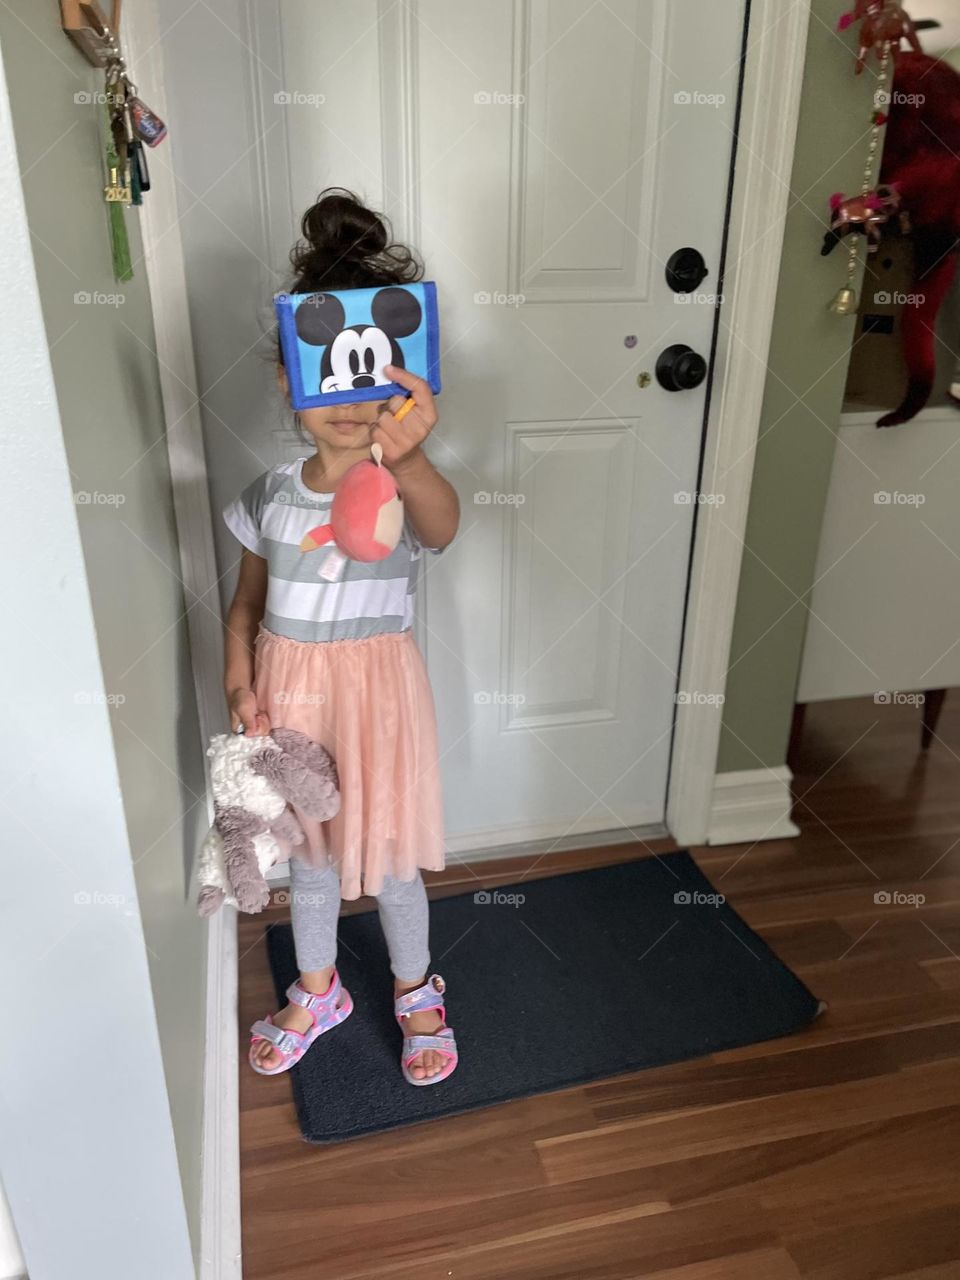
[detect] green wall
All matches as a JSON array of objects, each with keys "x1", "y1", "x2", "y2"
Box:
[
  {"x1": 717, "y1": 0, "x2": 876, "y2": 771},
  {"x1": 0, "y1": 3, "x2": 208, "y2": 1259}
]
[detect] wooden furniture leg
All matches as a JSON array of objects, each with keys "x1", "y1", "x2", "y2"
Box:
[{"x1": 921, "y1": 688, "x2": 947, "y2": 750}]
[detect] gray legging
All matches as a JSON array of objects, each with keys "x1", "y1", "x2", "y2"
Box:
[{"x1": 289, "y1": 857, "x2": 430, "y2": 982}]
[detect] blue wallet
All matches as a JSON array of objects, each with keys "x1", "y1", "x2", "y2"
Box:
[{"x1": 275, "y1": 282, "x2": 441, "y2": 410}]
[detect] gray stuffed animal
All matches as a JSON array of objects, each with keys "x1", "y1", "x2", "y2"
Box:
[{"x1": 196, "y1": 727, "x2": 339, "y2": 916}]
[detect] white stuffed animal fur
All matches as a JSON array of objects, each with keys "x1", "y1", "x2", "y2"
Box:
[{"x1": 196, "y1": 729, "x2": 340, "y2": 916}]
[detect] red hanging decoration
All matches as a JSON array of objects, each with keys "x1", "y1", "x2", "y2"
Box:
[
  {"x1": 836, "y1": 0, "x2": 921, "y2": 73},
  {"x1": 825, "y1": 6, "x2": 960, "y2": 425},
  {"x1": 872, "y1": 53, "x2": 960, "y2": 426}
]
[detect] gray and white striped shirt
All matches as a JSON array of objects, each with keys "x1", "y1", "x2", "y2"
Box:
[{"x1": 223, "y1": 458, "x2": 441, "y2": 643}]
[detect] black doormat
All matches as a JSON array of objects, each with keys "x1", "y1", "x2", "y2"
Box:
[{"x1": 264, "y1": 852, "x2": 822, "y2": 1143}]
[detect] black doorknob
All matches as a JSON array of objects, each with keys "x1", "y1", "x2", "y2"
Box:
[
  {"x1": 665, "y1": 247, "x2": 709, "y2": 294},
  {"x1": 656, "y1": 344, "x2": 707, "y2": 392}
]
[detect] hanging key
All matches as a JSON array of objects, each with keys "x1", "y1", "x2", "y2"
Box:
[{"x1": 129, "y1": 138, "x2": 150, "y2": 202}]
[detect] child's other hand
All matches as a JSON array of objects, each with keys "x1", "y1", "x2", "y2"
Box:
[
  {"x1": 374, "y1": 364, "x2": 437, "y2": 473},
  {"x1": 228, "y1": 688, "x2": 271, "y2": 736}
]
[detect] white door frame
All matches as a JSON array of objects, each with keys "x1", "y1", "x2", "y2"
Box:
[
  {"x1": 125, "y1": 0, "x2": 812, "y2": 1272},
  {"x1": 667, "y1": 0, "x2": 812, "y2": 845},
  {"x1": 121, "y1": 5, "x2": 239, "y2": 1278}
]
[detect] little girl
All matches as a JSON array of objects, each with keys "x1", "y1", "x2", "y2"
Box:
[{"x1": 222, "y1": 189, "x2": 460, "y2": 1085}]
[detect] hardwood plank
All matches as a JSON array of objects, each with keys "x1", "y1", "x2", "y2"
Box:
[
  {"x1": 728, "y1": 879, "x2": 960, "y2": 931},
  {"x1": 755, "y1": 1109, "x2": 960, "y2": 1233},
  {"x1": 717, "y1": 988, "x2": 960, "y2": 1060},
  {"x1": 791, "y1": 954, "x2": 939, "y2": 1003},
  {"x1": 242, "y1": 1166, "x2": 671, "y2": 1279},
  {"x1": 888, "y1": 1267, "x2": 960, "y2": 1280},
  {"x1": 536, "y1": 1061, "x2": 959, "y2": 1185},
  {"x1": 583, "y1": 1025, "x2": 960, "y2": 1123},
  {"x1": 538, "y1": 1108, "x2": 959, "y2": 1233},
  {"x1": 628, "y1": 1251, "x2": 803, "y2": 1280},
  {"x1": 785, "y1": 1203, "x2": 960, "y2": 1280},
  {"x1": 338, "y1": 1197, "x2": 778, "y2": 1280},
  {"x1": 922, "y1": 957, "x2": 960, "y2": 991}
]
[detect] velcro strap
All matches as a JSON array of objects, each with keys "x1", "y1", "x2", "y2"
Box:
[
  {"x1": 403, "y1": 1032, "x2": 457, "y2": 1056},
  {"x1": 395, "y1": 973, "x2": 446, "y2": 1017},
  {"x1": 249, "y1": 1020, "x2": 302, "y2": 1054},
  {"x1": 287, "y1": 974, "x2": 339, "y2": 1012}
]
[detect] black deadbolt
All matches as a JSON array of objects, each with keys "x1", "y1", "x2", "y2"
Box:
[
  {"x1": 656, "y1": 344, "x2": 707, "y2": 391},
  {"x1": 665, "y1": 247, "x2": 709, "y2": 294}
]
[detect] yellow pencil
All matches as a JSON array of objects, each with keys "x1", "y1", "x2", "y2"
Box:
[{"x1": 394, "y1": 396, "x2": 415, "y2": 422}]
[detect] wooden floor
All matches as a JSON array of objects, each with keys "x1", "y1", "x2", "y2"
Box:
[{"x1": 238, "y1": 696, "x2": 960, "y2": 1279}]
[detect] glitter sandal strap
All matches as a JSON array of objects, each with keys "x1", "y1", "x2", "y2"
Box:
[
  {"x1": 402, "y1": 1030, "x2": 458, "y2": 1059},
  {"x1": 286, "y1": 971, "x2": 342, "y2": 1016},
  {"x1": 249, "y1": 1019, "x2": 305, "y2": 1057},
  {"x1": 394, "y1": 973, "x2": 447, "y2": 1021}
]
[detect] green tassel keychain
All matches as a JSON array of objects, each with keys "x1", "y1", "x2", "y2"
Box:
[{"x1": 103, "y1": 102, "x2": 133, "y2": 281}]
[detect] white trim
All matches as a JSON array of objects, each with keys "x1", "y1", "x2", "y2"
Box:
[
  {"x1": 707, "y1": 766, "x2": 800, "y2": 845},
  {"x1": 121, "y1": 4, "x2": 238, "y2": 1277},
  {"x1": 377, "y1": 0, "x2": 423, "y2": 251},
  {"x1": 0, "y1": 1180, "x2": 25, "y2": 1279},
  {"x1": 376, "y1": 0, "x2": 433, "y2": 664},
  {"x1": 444, "y1": 826, "x2": 668, "y2": 863},
  {"x1": 668, "y1": 0, "x2": 813, "y2": 847},
  {"x1": 198, "y1": 908, "x2": 241, "y2": 1280},
  {"x1": 241, "y1": 0, "x2": 292, "y2": 285},
  {"x1": 442, "y1": 811, "x2": 665, "y2": 857}
]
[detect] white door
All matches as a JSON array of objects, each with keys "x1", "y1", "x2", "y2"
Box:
[{"x1": 169, "y1": 0, "x2": 745, "y2": 853}]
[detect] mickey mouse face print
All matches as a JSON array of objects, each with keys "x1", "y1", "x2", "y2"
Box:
[{"x1": 275, "y1": 282, "x2": 441, "y2": 410}]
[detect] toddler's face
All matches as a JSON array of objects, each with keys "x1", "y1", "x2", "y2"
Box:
[
  {"x1": 278, "y1": 365, "x2": 388, "y2": 452},
  {"x1": 301, "y1": 401, "x2": 388, "y2": 450}
]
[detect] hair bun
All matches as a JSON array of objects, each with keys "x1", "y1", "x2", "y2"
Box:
[
  {"x1": 300, "y1": 190, "x2": 387, "y2": 262},
  {"x1": 288, "y1": 187, "x2": 422, "y2": 292}
]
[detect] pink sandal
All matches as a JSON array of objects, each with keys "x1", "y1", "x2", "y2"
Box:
[
  {"x1": 249, "y1": 971, "x2": 353, "y2": 1076},
  {"x1": 394, "y1": 973, "x2": 459, "y2": 1086}
]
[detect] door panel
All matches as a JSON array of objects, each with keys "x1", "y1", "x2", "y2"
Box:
[
  {"x1": 504, "y1": 419, "x2": 636, "y2": 730},
  {"x1": 515, "y1": 0, "x2": 663, "y2": 301}
]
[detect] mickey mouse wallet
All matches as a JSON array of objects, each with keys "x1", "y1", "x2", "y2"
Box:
[{"x1": 274, "y1": 283, "x2": 441, "y2": 411}]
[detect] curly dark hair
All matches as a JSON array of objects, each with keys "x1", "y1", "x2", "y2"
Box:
[{"x1": 287, "y1": 187, "x2": 423, "y2": 294}]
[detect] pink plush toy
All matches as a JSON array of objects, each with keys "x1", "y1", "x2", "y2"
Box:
[{"x1": 299, "y1": 442, "x2": 404, "y2": 561}]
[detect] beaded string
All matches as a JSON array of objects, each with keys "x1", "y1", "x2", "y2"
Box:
[{"x1": 832, "y1": 40, "x2": 892, "y2": 313}]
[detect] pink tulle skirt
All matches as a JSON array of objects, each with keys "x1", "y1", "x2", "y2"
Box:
[{"x1": 254, "y1": 625, "x2": 446, "y2": 899}]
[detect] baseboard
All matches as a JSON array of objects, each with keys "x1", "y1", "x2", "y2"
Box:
[
  {"x1": 443, "y1": 812, "x2": 665, "y2": 857},
  {"x1": 443, "y1": 823, "x2": 668, "y2": 863},
  {"x1": 199, "y1": 908, "x2": 241, "y2": 1280},
  {"x1": 0, "y1": 1182, "x2": 25, "y2": 1280},
  {"x1": 707, "y1": 766, "x2": 800, "y2": 845}
]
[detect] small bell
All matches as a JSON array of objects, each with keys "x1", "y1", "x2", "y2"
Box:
[{"x1": 829, "y1": 285, "x2": 858, "y2": 315}]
